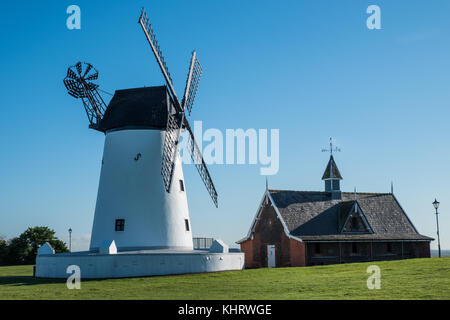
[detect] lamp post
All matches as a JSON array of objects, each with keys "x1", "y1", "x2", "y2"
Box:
[
  {"x1": 68, "y1": 228, "x2": 72, "y2": 252},
  {"x1": 432, "y1": 199, "x2": 441, "y2": 258}
]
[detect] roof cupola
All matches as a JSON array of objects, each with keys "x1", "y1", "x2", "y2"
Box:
[{"x1": 321, "y1": 138, "x2": 342, "y2": 199}]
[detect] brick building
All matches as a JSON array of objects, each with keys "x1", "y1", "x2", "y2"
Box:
[{"x1": 237, "y1": 154, "x2": 433, "y2": 268}]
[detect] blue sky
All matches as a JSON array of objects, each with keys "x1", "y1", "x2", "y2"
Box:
[{"x1": 0, "y1": 0, "x2": 449, "y2": 251}]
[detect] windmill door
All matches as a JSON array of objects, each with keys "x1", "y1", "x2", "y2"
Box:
[{"x1": 267, "y1": 245, "x2": 276, "y2": 268}]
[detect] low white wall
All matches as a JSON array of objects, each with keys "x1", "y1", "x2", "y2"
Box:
[{"x1": 36, "y1": 252, "x2": 244, "y2": 279}]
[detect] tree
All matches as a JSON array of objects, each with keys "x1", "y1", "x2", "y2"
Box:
[
  {"x1": 6, "y1": 236, "x2": 29, "y2": 265},
  {"x1": 7, "y1": 227, "x2": 69, "y2": 265},
  {"x1": 0, "y1": 236, "x2": 8, "y2": 266}
]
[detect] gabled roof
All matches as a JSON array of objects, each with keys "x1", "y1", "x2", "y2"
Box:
[
  {"x1": 339, "y1": 201, "x2": 373, "y2": 234},
  {"x1": 264, "y1": 190, "x2": 431, "y2": 241},
  {"x1": 95, "y1": 86, "x2": 172, "y2": 132},
  {"x1": 322, "y1": 155, "x2": 343, "y2": 180},
  {"x1": 338, "y1": 200, "x2": 355, "y2": 231}
]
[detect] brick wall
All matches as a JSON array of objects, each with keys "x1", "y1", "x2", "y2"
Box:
[
  {"x1": 239, "y1": 203, "x2": 306, "y2": 268},
  {"x1": 240, "y1": 239, "x2": 254, "y2": 268},
  {"x1": 289, "y1": 238, "x2": 306, "y2": 267}
]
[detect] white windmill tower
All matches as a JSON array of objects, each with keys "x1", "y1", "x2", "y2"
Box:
[{"x1": 62, "y1": 8, "x2": 218, "y2": 253}]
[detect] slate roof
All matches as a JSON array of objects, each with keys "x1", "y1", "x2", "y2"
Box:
[
  {"x1": 268, "y1": 190, "x2": 432, "y2": 241},
  {"x1": 322, "y1": 155, "x2": 343, "y2": 180},
  {"x1": 95, "y1": 86, "x2": 172, "y2": 132}
]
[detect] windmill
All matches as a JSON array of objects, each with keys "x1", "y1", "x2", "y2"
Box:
[{"x1": 62, "y1": 7, "x2": 218, "y2": 252}]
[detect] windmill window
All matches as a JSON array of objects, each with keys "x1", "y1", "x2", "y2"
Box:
[
  {"x1": 185, "y1": 219, "x2": 190, "y2": 231},
  {"x1": 115, "y1": 219, "x2": 125, "y2": 232},
  {"x1": 351, "y1": 243, "x2": 358, "y2": 254},
  {"x1": 179, "y1": 180, "x2": 185, "y2": 192}
]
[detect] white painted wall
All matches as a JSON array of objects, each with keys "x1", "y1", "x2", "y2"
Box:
[
  {"x1": 89, "y1": 129, "x2": 193, "y2": 251},
  {"x1": 36, "y1": 252, "x2": 244, "y2": 279}
]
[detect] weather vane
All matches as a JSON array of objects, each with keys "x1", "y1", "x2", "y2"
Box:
[{"x1": 322, "y1": 137, "x2": 341, "y2": 156}]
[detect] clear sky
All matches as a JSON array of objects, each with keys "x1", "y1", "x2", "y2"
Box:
[{"x1": 0, "y1": 0, "x2": 449, "y2": 251}]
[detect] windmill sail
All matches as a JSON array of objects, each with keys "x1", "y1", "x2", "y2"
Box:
[
  {"x1": 140, "y1": 7, "x2": 218, "y2": 207},
  {"x1": 161, "y1": 113, "x2": 183, "y2": 192},
  {"x1": 138, "y1": 8, "x2": 179, "y2": 108},
  {"x1": 184, "y1": 120, "x2": 218, "y2": 207},
  {"x1": 182, "y1": 51, "x2": 202, "y2": 115}
]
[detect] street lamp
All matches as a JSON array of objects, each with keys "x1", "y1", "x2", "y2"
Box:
[
  {"x1": 68, "y1": 228, "x2": 72, "y2": 252},
  {"x1": 432, "y1": 199, "x2": 441, "y2": 258}
]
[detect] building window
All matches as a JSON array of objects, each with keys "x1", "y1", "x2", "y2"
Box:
[
  {"x1": 352, "y1": 242, "x2": 358, "y2": 254},
  {"x1": 351, "y1": 217, "x2": 358, "y2": 230},
  {"x1": 387, "y1": 242, "x2": 392, "y2": 253},
  {"x1": 179, "y1": 179, "x2": 185, "y2": 192},
  {"x1": 332, "y1": 180, "x2": 340, "y2": 191},
  {"x1": 314, "y1": 243, "x2": 321, "y2": 254},
  {"x1": 185, "y1": 219, "x2": 190, "y2": 231},
  {"x1": 115, "y1": 219, "x2": 125, "y2": 231}
]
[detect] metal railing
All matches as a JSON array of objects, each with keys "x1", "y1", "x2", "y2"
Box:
[{"x1": 193, "y1": 237, "x2": 214, "y2": 250}]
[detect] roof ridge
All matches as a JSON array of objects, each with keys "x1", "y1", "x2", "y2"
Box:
[
  {"x1": 268, "y1": 189, "x2": 328, "y2": 193},
  {"x1": 268, "y1": 189, "x2": 391, "y2": 196},
  {"x1": 342, "y1": 191, "x2": 391, "y2": 196}
]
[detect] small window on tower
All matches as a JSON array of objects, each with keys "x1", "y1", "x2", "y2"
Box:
[
  {"x1": 179, "y1": 179, "x2": 185, "y2": 192},
  {"x1": 115, "y1": 219, "x2": 125, "y2": 232},
  {"x1": 332, "y1": 180, "x2": 340, "y2": 190},
  {"x1": 185, "y1": 219, "x2": 190, "y2": 231}
]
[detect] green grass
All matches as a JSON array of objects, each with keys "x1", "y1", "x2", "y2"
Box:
[{"x1": 0, "y1": 258, "x2": 449, "y2": 299}]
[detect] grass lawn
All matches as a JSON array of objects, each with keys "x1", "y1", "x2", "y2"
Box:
[{"x1": 0, "y1": 257, "x2": 449, "y2": 299}]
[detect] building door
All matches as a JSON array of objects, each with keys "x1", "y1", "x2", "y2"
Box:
[{"x1": 267, "y1": 245, "x2": 276, "y2": 268}]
